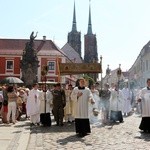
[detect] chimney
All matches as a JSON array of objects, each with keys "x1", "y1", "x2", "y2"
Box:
[{"x1": 43, "y1": 36, "x2": 46, "y2": 41}]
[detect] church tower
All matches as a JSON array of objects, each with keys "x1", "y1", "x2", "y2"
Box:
[
  {"x1": 68, "y1": 1, "x2": 81, "y2": 57},
  {"x1": 84, "y1": 2, "x2": 98, "y2": 81}
]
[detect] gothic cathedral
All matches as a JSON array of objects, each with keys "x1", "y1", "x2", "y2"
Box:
[{"x1": 67, "y1": 1, "x2": 98, "y2": 81}]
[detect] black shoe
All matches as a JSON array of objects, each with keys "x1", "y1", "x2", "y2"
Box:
[
  {"x1": 110, "y1": 120, "x2": 116, "y2": 123},
  {"x1": 30, "y1": 123, "x2": 35, "y2": 126},
  {"x1": 120, "y1": 120, "x2": 124, "y2": 123},
  {"x1": 143, "y1": 130, "x2": 147, "y2": 133},
  {"x1": 60, "y1": 123, "x2": 64, "y2": 126},
  {"x1": 56, "y1": 123, "x2": 59, "y2": 126},
  {"x1": 82, "y1": 132, "x2": 88, "y2": 136},
  {"x1": 56, "y1": 121, "x2": 59, "y2": 126},
  {"x1": 78, "y1": 133, "x2": 84, "y2": 137},
  {"x1": 143, "y1": 130, "x2": 150, "y2": 133},
  {"x1": 37, "y1": 123, "x2": 40, "y2": 126}
]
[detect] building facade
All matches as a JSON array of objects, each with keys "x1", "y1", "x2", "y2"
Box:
[
  {"x1": 102, "y1": 41, "x2": 150, "y2": 89},
  {"x1": 129, "y1": 41, "x2": 150, "y2": 88},
  {"x1": 103, "y1": 68, "x2": 127, "y2": 88},
  {"x1": 0, "y1": 37, "x2": 67, "y2": 84}
]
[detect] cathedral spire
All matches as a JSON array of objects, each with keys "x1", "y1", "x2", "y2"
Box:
[
  {"x1": 72, "y1": 1, "x2": 77, "y2": 32},
  {"x1": 87, "y1": 0, "x2": 93, "y2": 35}
]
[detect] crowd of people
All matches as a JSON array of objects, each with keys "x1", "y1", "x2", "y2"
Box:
[{"x1": 0, "y1": 77, "x2": 150, "y2": 137}]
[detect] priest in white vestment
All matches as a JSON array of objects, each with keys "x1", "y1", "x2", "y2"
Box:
[
  {"x1": 109, "y1": 84, "x2": 124, "y2": 123},
  {"x1": 99, "y1": 83, "x2": 111, "y2": 124},
  {"x1": 121, "y1": 82, "x2": 133, "y2": 116},
  {"x1": 89, "y1": 85, "x2": 101, "y2": 125},
  {"x1": 39, "y1": 86, "x2": 53, "y2": 126},
  {"x1": 71, "y1": 77, "x2": 95, "y2": 137},
  {"x1": 138, "y1": 78, "x2": 150, "y2": 133},
  {"x1": 64, "y1": 84, "x2": 74, "y2": 122},
  {"x1": 26, "y1": 83, "x2": 41, "y2": 126}
]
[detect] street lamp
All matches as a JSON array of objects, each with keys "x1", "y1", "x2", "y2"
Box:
[
  {"x1": 117, "y1": 64, "x2": 122, "y2": 89},
  {"x1": 106, "y1": 64, "x2": 111, "y2": 84}
]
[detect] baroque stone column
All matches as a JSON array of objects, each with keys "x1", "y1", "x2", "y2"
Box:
[{"x1": 20, "y1": 32, "x2": 39, "y2": 89}]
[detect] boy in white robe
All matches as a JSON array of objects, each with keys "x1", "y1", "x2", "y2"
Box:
[
  {"x1": 64, "y1": 84, "x2": 74, "y2": 122},
  {"x1": 99, "y1": 83, "x2": 111, "y2": 124},
  {"x1": 122, "y1": 82, "x2": 132, "y2": 116},
  {"x1": 89, "y1": 85, "x2": 100, "y2": 125},
  {"x1": 71, "y1": 77, "x2": 95, "y2": 137},
  {"x1": 26, "y1": 83, "x2": 40, "y2": 126},
  {"x1": 109, "y1": 84, "x2": 124, "y2": 123},
  {"x1": 39, "y1": 85, "x2": 53, "y2": 126}
]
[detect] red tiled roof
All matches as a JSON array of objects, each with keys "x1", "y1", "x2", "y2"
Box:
[{"x1": 0, "y1": 38, "x2": 59, "y2": 51}]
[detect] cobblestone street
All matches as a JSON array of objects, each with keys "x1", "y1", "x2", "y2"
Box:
[{"x1": 27, "y1": 114, "x2": 150, "y2": 150}]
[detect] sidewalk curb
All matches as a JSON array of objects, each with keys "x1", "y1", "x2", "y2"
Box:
[{"x1": 17, "y1": 128, "x2": 31, "y2": 150}]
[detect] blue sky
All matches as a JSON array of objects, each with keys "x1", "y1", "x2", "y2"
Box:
[{"x1": 1, "y1": 0, "x2": 150, "y2": 75}]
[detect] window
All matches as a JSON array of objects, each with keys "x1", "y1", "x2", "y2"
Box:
[
  {"x1": 146, "y1": 60, "x2": 149, "y2": 71},
  {"x1": 142, "y1": 61, "x2": 145, "y2": 72},
  {"x1": 48, "y1": 61, "x2": 55, "y2": 70},
  {"x1": 6, "y1": 60, "x2": 13, "y2": 70}
]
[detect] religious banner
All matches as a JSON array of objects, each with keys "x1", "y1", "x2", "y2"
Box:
[{"x1": 59, "y1": 63, "x2": 102, "y2": 75}]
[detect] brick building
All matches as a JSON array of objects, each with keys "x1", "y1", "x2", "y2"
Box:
[{"x1": 0, "y1": 37, "x2": 67, "y2": 83}]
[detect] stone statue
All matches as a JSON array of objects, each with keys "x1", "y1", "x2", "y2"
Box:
[{"x1": 29, "y1": 31, "x2": 38, "y2": 47}]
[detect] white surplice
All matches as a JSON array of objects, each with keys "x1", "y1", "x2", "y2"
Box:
[
  {"x1": 139, "y1": 87, "x2": 150, "y2": 117},
  {"x1": 64, "y1": 89, "x2": 72, "y2": 115},
  {"x1": 121, "y1": 88, "x2": 132, "y2": 113},
  {"x1": 71, "y1": 87, "x2": 94, "y2": 119},
  {"x1": 39, "y1": 90, "x2": 53, "y2": 114},
  {"x1": 89, "y1": 90, "x2": 101, "y2": 125},
  {"x1": 109, "y1": 89, "x2": 124, "y2": 111},
  {"x1": 26, "y1": 89, "x2": 41, "y2": 116}
]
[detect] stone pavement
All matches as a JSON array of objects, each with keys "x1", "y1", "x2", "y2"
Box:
[
  {"x1": 27, "y1": 114, "x2": 150, "y2": 150},
  {"x1": 1, "y1": 114, "x2": 150, "y2": 150},
  {"x1": 0, "y1": 117, "x2": 30, "y2": 150}
]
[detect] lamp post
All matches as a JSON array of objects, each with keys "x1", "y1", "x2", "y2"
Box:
[
  {"x1": 117, "y1": 64, "x2": 122, "y2": 89},
  {"x1": 41, "y1": 65, "x2": 48, "y2": 116},
  {"x1": 106, "y1": 64, "x2": 111, "y2": 84}
]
